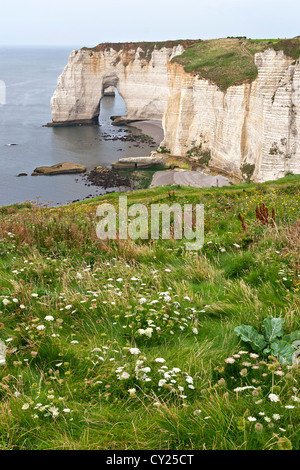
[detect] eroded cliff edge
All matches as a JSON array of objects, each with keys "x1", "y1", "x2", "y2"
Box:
[{"x1": 50, "y1": 39, "x2": 300, "y2": 182}]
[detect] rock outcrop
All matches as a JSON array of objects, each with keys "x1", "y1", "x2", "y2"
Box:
[
  {"x1": 32, "y1": 162, "x2": 86, "y2": 176},
  {"x1": 50, "y1": 41, "x2": 300, "y2": 182}
]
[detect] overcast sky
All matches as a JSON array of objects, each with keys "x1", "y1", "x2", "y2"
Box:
[{"x1": 1, "y1": 0, "x2": 299, "y2": 48}]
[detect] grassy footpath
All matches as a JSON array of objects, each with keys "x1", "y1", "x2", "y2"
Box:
[{"x1": 0, "y1": 175, "x2": 299, "y2": 450}]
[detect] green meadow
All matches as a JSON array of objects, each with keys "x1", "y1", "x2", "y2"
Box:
[{"x1": 0, "y1": 175, "x2": 299, "y2": 450}]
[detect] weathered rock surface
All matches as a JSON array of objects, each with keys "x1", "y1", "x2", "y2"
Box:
[
  {"x1": 103, "y1": 86, "x2": 115, "y2": 96},
  {"x1": 50, "y1": 42, "x2": 300, "y2": 182},
  {"x1": 32, "y1": 162, "x2": 86, "y2": 176}
]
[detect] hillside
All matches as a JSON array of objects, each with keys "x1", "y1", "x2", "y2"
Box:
[
  {"x1": 0, "y1": 176, "x2": 299, "y2": 450},
  {"x1": 172, "y1": 37, "x2": 300, "y2": 90}
]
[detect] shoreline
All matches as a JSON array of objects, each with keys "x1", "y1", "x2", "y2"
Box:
[{"x1": 128, "y1": 120, "x2": 164, "y2": 144}]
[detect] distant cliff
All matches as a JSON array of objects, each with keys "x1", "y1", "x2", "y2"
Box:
[{"x1": 50, "y1": 38, "x2": 300, "y2": 182}]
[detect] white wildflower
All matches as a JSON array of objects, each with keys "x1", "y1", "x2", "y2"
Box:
[{"x1": 268, "y1": 393, "x2": 280, "y2": 403}]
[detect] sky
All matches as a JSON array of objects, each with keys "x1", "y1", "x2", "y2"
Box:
[{"x1": 0, "y1": 0, "x2": 299, "y2": 48}]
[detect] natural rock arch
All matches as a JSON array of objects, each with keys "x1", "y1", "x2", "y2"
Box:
[{"x1": 50, "y1": 43, "x2": 300, "y2": 182}]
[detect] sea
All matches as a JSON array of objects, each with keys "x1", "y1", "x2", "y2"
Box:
[{"x1": 0, "y1": 47, "x2": 161, "y2": 207}]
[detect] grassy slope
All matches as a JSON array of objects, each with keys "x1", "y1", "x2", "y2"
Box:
[
  {"x1": 0, "y1": 175, "x2": 299, "y2": 450},
  {"x1": 172, "y1": 37, "x2": 300, "y2": 90}
]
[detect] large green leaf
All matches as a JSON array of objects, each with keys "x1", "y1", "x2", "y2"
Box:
[
  {"x1": 263, "y1": 317, "x2": 284, "y2": 343},
  {"x1": 234, "y1": 325, "x2": 267, "y2": 352},
  {"x1": 282, "y1": 330, "x2": 300, "y2": 343},
  {"x1": 270, "y1": 340, "x2": 295, "y2": 365}
]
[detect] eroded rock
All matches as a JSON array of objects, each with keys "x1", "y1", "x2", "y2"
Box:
[{"x1": 32, "y1": 162, "x2": 86, "y2": 176}]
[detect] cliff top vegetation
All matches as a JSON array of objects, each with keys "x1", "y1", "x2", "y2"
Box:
[{"x1": 172, "y1": 37, "x2": 300, "y2": 90}]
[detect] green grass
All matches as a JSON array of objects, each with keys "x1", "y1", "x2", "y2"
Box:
[
  {"x1": 172, "y1": 37, "x2": 300, "y2": 90},
  {"x1": 0, "y1": 175, "x2": 299, "y2": 449}
]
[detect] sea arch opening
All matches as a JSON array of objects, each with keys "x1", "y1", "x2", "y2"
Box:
[{"x1": 98, "y1": 75, "x2": 127, "y2": 126}]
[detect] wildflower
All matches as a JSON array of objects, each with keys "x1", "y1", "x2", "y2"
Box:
[
  {"x1": 2, "y1": 299, "x2": 10, "y2": 306},
  {"x1": 255, "y1": 423, "x2": 263, "y2": 432},
  {"x1": 31, "y1": 293, "x2": 38, "y2": 298},
  {"x1": 248, "y1": 416, "x2": 257, "y2": 422},
  {"x1": 22, "y1": 403, "x2": 30, "y2": 410},
  {"x1": 63, "y1": 409, "x2": 71, "y2": 413},
  {"x1": 234, "y1": 386, "x2": 255, "y2": 392},
  {"x1": 144, "y1": 328, "x2": 153, "y2": 338},
  {"x1": 284, "y1": 405, "x2": 295, "y2": 409},
  {"x1": 36, "y1": 325, "x2": 45, "y2": 331},
  {"x1": 49, "y1": 406, "x2": 59, "y2": 417},
  {"x1": 273, "y1": 414, "x2": 281, "y2": 421},
  {"x1": 155, "y1": 358, "x2": 165, "y2": 363},
  {"x1": 192, "y1": 328, "x2": 198, "y2": 334},
  {"x1": 268, "y1": 393, "x2": 280, "y2": 402},
  {"x1": 129, "y1": 348, "x2": 140, "y2": 355},
  {"x1": 158, "y1": 379, "x2": 166, "y2": 387},
  {"x1": 120, "y1": 371, "x2": 130, "y2": 380},
  {"x1": 44, "y1": 315, "x2": 54, "y2": 321},
  {"x1": 225, "y1": 357, "x2": 235, "y2": 364},
  {"x1": 128, "y1": 388, "x2": 136, "y2": 397}
]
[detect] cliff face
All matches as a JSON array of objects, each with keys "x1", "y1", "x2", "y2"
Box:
[
  {"x1": 51, "y1": 43, "x2": 300, "y2": 182},
  {"x1": 51, "y1": 44, "x2": 184, "y2": 124}
]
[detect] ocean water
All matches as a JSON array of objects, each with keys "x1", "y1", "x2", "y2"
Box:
[{"x1": 0, "y1": 47, "x2": 159, "y2": 207}]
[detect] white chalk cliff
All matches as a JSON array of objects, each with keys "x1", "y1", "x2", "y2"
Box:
[{"x1": 51, "y1": 42, "x2": 300, "y2": 182}]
